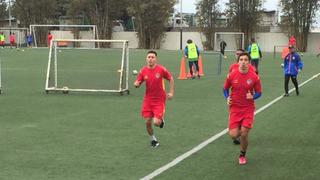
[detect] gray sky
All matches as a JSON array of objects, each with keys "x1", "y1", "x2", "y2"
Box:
[{"x1": 175, "y1": 0, "x2": 279, "y2": 13}]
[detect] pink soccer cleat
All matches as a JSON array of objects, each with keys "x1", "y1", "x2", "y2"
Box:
[{"x1": 239, "y1": 156, "x2": 247, "y2": 165}]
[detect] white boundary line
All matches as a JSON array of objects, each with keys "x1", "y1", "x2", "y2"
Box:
[{"x1": 141, "y1": 72, "x2": 320, "y2": 180}]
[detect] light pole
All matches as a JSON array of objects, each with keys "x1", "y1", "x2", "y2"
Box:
[
  {"x1": 179, "y1": 0, "x2": 183, "y2": 50},
  {"x1": 8, "y1": 0, "x2": 12, "y2": 29}
]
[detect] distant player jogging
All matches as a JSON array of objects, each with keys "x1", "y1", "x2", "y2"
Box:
[
  {"x1": 223, "y1": 52, "x2": 262, "y2": 165},
  {"x1": 134, "y1": 50, "x2": 174, "y2": 148}
]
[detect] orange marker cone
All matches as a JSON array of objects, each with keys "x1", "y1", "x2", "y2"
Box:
[
  {"x1": 281, "y1": 47, "x2": 289, "y2": 59},
  {"x1": 178, "y1": 57, "x2": 187, "y2": 80},
  {"x1": 198, "y1": 55, "x2": 204, "y2": 76}
]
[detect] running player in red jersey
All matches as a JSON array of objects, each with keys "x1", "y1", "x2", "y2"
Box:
[
  {"x1": 134, "y1": 50, "x2": 174, "y2": 148},
  {"x1": 228, "y1": 49, "x2": 256, "y2": 74},
  {"x1": 223, "y1": 52, "x2": 262, "y2": 165}
]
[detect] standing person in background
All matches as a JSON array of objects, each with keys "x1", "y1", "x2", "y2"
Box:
[
  {"x1": 288, "y1": 35, "x2": 296, "y2": 47},
  {"x1": 247, "y1": 38, "x2": 262, "y2": 74},
  {"x1": 134, "y1": 50, "x2": 174, "y2": 148},
  {"x1": 220, "y1": 40, "x2": 227, "y2": 58},
  {"x1": 282, "y1": 45, "x2": 303, "y2": 97},
  {"x1": 47, "y1": 32, "x2": 53, "y2": 47},
  {"x1": 184, "y1": 39, "x2": 200, "y2": 79},
  {"x1": 26, "y1": 33, "x2": 33, "y2": 48},
  {"x1": 9, "y1": 32, "x2": 16, "y2": 48},
  {"x1": 0, "y1": 32, "x2": 5, "y2": 48},
  {"x1": 223, "y1": 52, "x2": 262, "y2": 165}
]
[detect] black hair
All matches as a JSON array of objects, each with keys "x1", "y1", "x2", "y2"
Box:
[
  {"x1": 187, "y1": 39, "x2": 192, "y2": 44},
  {"x1": 237, "y1": 52, "x2": 251, "y2": 62},
  {"x1": 147, "y1": 50, "x2": 157, "y2": 56}
]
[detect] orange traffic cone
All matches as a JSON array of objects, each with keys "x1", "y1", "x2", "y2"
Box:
[
  {"x1": 281, "y1": 47, "x2": 289, "y2": 59},
  {"x1": 178, "y1": 57, "x2": 187, "y2": 80},
  {"x1": 198, "y1": 55, "x2": 204, "y2": 76}
]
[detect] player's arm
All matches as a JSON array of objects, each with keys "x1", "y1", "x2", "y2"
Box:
[
  {"x1": 184, "y1": 47, "x2": 188, "y2": 57},
  {"x1": 167, "y1": 78, "x2": 174, "y2": 100},
  {"x1": 134, "y1": 70, "x2": 143, "y2": 88},
  {"x1": 223, "y1": 74, "x2": 232, "y2": 105},
  {"x1": 296, "y1": 54, "x2": 303, "y2": 71},
  {"x1": 252, "y1": 77, "x2": 262, "y2": 100},
  {"x1": 163, "y1": 69, "x2": 174, "y2": 99}
]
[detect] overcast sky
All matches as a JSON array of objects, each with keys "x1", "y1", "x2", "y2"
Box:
[{"x1": 174, "y1": 0, "x2": 279, "y2": 13}]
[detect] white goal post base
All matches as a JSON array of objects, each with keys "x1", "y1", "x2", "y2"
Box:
[
  {"x1": 214, "y1": 32, "x2": 245, "y2": 52},
  {"x1": 45, "y1": 39, "x2": 129, "y2": 95}
]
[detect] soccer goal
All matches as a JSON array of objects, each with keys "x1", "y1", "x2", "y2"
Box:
[
  {"x1": 273, "y1": 45, "x2": 289, "y2": 60},
  {"x1": 214, "y1": 32, "x2": 245, "y2": 52},
  {"x1": 45, "y1": 39, "x2": 129, "y2": 95},
  {"x1": 0, "y1": 27, "x2": 28, "y2": 48},
  {"x1": 30, "y1": 24, "x2": 98, "y2": 48}
]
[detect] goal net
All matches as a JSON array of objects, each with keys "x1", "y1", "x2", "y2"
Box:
[
  {"x1": 273, "y1": 45, "x2": 289, "y2": 61},
  {"x1": 30, "y1": 25, "x2": 98, "y2": 48},
  {"x1": 214, "y1": 32, "x2": 245, "y2": 52},
  {"x1": 45, "y1": 39, "x2": 129, "y2": 94},
  {"x1": 0, "y1": 27, "x2": 28, "y2": 48}
]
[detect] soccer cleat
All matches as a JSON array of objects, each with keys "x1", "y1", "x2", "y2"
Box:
[
  {"x1": 283, "y1": 93, "x2": 289, "y2": 97},
  {"x1": 233, "y1": 138, "x2": 240, "y2": 145},
  {"x1": 239, "y1": 156, "x2": 247, "y2": 165},
  {"x1": 150, "y1": 140, "x2": 159, "y2": 148},
  {"x1": 160, "y1": 119, "x2": 165, "y2": 128}
]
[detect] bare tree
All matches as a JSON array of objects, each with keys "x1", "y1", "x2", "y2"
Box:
[
  {"x1": 0, "y1": 0, "x2": 7, "y2": 19},
  {"x1": 280, "y1": 0, "x2": 319, "y2": 51},
  {"x1": 196, "y1": 0, "x2": 221, "y2": 50},
  {"x1": 127, "y1": 0, "x2": 175, "y2": 49},
  {"x1": 226, "y1": 0, "x2": 263, "y2": 46},
  {"x1": 69, "y1": 0, "x2": 127, "y2": 40}
]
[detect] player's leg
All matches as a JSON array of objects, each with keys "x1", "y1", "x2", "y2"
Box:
[
  {"x1": 284, "y1": 75, "x2": 290, "y2": 96},
  {"x1": 188, "y1": 61, "x2": 194, "y2": 77},
  {"x1": 239, "y1": 126, "x2": 250, "y2": 164},
  {"x1": 291, "y1": 75, "x2": 299, "y2": 95},
  {"x1": 194, "y1": 60, "x2": 200, "y2": 78},
  {"x1": 238, "y1": 109, "x2": 254, "y2": 165},
  {"x1": 142, "y1": 101, "x2": 159, "y2": 147},
  {"x1": 152, "y1": 101, "x2": 165, "y2": 128},
  {"x1": 228, "y1": 110, "x2": 241, "y2": 144}
]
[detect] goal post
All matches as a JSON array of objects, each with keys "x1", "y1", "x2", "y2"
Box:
[
  {"x1": 214, "y1": 32, "x2": 245, "y2": 52},
  {"x1": 30, "y1": 24, "x2": 99, "y2": 48},
  {"x1": 0, "y1": 27, "x2": 28, "y2": 48},
  {"x1": 273, "y1": 45, "x2": 289, "y2": 60},
  {"x1": 45, "y1": 39, "x2": 129, "y2": 95}
]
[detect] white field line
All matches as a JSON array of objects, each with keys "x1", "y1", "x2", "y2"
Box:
[{"x1": 141, "y1": 72, "x2": 320, "y2": 180}]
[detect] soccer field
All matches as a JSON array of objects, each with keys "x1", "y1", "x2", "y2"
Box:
[{"x1": 0, "y1": 48, "x2": 319, "y2": 180}]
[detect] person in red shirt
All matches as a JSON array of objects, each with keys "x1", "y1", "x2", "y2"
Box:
[
  {"x1": 223, "y1": 52, "x2": 262, "y2": 165},
  {"x1": 289, "y1": 35, "x2": 296, "y2": 46},
  {"x1": 228, "y1": 49, "x2": 256, "y2": 74},
  {"x1": 134, "y1": 50, "x2": 174, "y2": 148},
  {"x1": 9, "y1": 32, "x2": 16, "y2": 48},
  {"x1": 47, "y1": 32, "x2": 53, "y2": 47}
]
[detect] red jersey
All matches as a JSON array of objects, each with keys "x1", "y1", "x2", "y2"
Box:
[
  {"x1": 228, "y1": 63, "x2": 256, "y2": 73},
  {"x1": 9, "y1": 34, "x2": 15, "y2": 42},
  {"x1": 224, "y1": 70, "x2": 261, "y2": 108},
  {"x1": 135, "y1": 64, "x2": 172, "y2": 100}
]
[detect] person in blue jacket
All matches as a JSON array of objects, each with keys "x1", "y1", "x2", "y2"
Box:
[{"x1": 283, "y1": 45, "x2": 303, "y2": 97}]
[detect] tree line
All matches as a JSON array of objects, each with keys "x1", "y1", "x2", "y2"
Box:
[{"x1": 1, "y1": 0, "x2": 319, "y2": 51}]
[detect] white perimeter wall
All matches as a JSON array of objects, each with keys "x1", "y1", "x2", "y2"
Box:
[{"x1": 53, "y1": 31, "x2": 319, "y2": 53}]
